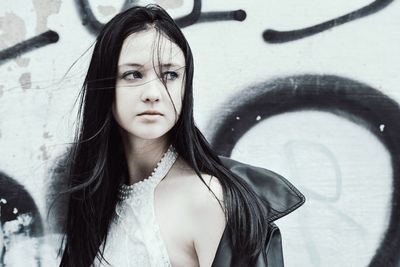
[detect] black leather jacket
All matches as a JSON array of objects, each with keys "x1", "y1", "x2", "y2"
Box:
[{"x1": 212, "y1": 156, "x2": 306, "y2": 267}]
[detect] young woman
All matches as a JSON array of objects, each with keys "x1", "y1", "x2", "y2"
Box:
[{"x1": 58, "y1": 5, "x2": 305, "y2": 267}]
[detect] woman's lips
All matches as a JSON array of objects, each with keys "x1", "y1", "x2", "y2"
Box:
[
  {"x1": 138, "y1": 114, "x2": 163, "y2": 121},
  {"x1": 138, "y1": 111, "x2": 163, "y2": 116}
]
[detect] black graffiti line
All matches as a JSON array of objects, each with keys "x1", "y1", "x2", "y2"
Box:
[
  {"x1": 75, "y1": 0, "x2": 202, "y2": 33},
  {"x1": 197, "y1": 9, "x2": 246, "y2": 23},
  {"x1": 75, "y1": 0, "x2": 245, "y2": 35},
  {"x1": 0, "y1": 30, "x2": 59, "y2": 66},
  {"x1": 74, "y1": 0, "x2": 200, "y2": 34},
  {"x1": 263, "y1": 0, "x2": 393, "y2": 43},
  {"x1": 75, "y1": 0, "x2": 103, "y2": 34},
  {"x1": 174, "y1": 0, "x2": 202, "y2": 28}
]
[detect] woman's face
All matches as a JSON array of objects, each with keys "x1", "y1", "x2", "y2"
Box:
[{"x1": 112, "y1": 28, "x2": 186, "y2": 141}]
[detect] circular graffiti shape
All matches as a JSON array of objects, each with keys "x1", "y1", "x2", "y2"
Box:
[
  {"x1": 208, "y1": 74, "x2": 400, "y2": 267},
  {"x1": 0, "y1": 171, "x2": 43, "y2": 265}
]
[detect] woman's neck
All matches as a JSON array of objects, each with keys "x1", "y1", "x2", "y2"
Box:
[{"x1": 120, "y1": 131, "x2": 170, "y2": 185}]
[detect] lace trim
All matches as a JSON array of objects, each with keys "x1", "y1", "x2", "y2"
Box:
[{"x1": 118, "y1": 145, "x2": 177, "y2": 200}]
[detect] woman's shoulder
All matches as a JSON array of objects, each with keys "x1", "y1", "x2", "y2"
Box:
[
  {"x1": 157, "y1": 156, "x2": 226, "y2": 266},
  {"x1": 162, "y1": 156, "x2": 224, "y2": 202}
]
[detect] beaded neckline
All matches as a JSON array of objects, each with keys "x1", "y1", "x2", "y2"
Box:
[{"x1": 118, "y1": 145, "x2": 178, "y2": 200}]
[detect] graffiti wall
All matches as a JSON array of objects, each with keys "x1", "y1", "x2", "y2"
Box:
[{"x1": 1, "y1": 0, "x2": 399, "y2": 266}]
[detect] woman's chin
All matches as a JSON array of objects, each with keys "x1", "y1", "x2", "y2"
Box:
[{"x1": 130, "y1": 129, "x2": 169, "y2": 140}]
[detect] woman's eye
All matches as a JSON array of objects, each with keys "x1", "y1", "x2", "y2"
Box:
[
  {"x1": 122, "y1": 71, "x2": 142, "y2": 80},
  {"x1": 162, "y1": 71, "x2": 178, "y2": 81}
]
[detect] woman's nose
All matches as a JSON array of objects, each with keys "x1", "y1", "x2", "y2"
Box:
[{"x1": 141, "y1": 78, "x2": 163, "y2": 102}]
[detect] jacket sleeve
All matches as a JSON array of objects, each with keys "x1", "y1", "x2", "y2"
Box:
[
  {"x1": 263, "y1": 222, "x2": 284, "y2": 266},
  {"x1": 212, "y1": 222, "x2": 285, "y2": 267}
]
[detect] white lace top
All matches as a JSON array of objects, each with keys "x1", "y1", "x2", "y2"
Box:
[{"x1": 93, "y1": 145, "x2": 178, "y2": 267}]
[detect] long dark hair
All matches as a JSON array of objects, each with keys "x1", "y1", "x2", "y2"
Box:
[{"x1": 59, "y1": 4, "x2": 268, "y2": 266}]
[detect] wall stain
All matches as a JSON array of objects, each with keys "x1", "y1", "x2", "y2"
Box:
[
  {"x1": 15, "y1": 57, "x2": 30, "y2": 68},
  {"x1": 32, "y1": 0, "x2": 62, "y2": 34},
  {"x1": 19, "y1": 73, "x2": 32, "y2": 90},
  {"x1": 97, "y1": 5, "x2": 117, "y2": 17},
  {"x1": 155, "y1": 0, "x2": 184, "y2": 9},
  {"x1": 39, "y1": 144, "x2": 50, "y2": 161},
  {"x1": 0, "y1": 12, "x2": 27, "y2": 50},
  {"x1": 43, "y1": 132, "x2": 52, "y2": 139}
]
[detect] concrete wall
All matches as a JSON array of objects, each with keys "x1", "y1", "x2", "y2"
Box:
[{"x1": 0, "y1": 0, "x2": 399, "y2": 266}]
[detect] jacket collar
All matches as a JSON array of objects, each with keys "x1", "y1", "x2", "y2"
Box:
[{"x1": 218, "y1": 155, "x2": 305, "y2": 222}]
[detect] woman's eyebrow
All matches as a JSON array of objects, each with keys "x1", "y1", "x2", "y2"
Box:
[
  {"x1": 160, "y1": 63, "x2": 183, "y2": 68},
  {"x1": 118, "y1": 63, "x2": 144, "y2": 68},
  {"x1": 118, "y1": 62, "x2": 184, "y2": 69}
]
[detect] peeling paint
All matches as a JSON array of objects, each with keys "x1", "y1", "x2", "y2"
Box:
[
  {"x1": 39, "y1": 144, "x2": 50, "y2": 161},
  {"x1": 97, "y1": 5, "x2": 117, "y2": 17},
  {"x1": 19, "y1": 73, "x2": 32, "y2": 90},
  {"x1": 15, "y1": 57, "x2": 30, "y2": 67},
  {"x1": 0, "y1": 12, "x2": 27, "y2": 50},
  {"x1": 43, "y1": 131, "x2": 52, "y2": 139},
  {"x1": 32, "y1": 0, "x2": 62, "y2": 34},
  {"x1": 155, "y1": 0, "x2": 184, "y2": 9}
]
